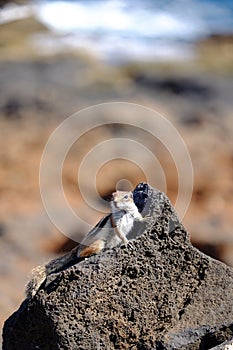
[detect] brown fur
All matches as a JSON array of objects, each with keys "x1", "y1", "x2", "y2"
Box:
[{"x1": 78, "y1": 239, "x2": 105, "y2": 257}]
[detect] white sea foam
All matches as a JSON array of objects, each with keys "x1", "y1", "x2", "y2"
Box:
[
  {"x1": 32, "y1": 0, "x2": 202, "y2": 61},
  {"x1": 0, "y1": 3, "x2": 34, "y2": 24},
  {"x1": 35, "y1": 0, "x2": 204, "y2": 39}
]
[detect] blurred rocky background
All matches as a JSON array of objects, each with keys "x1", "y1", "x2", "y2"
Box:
[{"x1": 0, "y1": 0, "x2": 233, "y2": 340}]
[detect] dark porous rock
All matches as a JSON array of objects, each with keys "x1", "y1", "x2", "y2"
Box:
[
  {"x1": 133, "y1": 76, "x2": 212, "y2": 98},
  {"x1": 3, "y1": 184, "x2": 233, "y2": 350}
]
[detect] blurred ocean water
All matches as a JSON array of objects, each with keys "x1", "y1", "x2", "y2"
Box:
[
  {"x1": 36, "y1": 0, "x2": 233, "y2": 37},
  {"x1": 1, "y1": 0, "x2": 233, "y2": 61}
]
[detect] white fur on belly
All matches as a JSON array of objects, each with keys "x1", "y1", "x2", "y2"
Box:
[{"x1": 118, "y1": 213, "x2": 135, "y2": 237}]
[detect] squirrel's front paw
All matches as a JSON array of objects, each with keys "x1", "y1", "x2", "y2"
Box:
[{"x1": 142, "y1": 214, "x2": 153, "y2": 222}]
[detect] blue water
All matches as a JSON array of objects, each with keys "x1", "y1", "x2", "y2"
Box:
[{"x1": 35, "y1": 0, "x2": 233, "y2": 61}]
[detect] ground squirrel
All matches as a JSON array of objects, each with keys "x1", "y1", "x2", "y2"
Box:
[
  {"x1": 77, "y1": 190, "x2": 143, "y2": 257},
  {"x1": 26, "y1": 190, "x2": 143, "y2": 298}
]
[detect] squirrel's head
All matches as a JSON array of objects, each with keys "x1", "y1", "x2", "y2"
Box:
[{"x1": 111, "y1": 191, "x2": 134, "y2": 211}]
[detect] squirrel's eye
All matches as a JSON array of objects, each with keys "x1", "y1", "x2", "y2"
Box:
[{"x1": 124, "y1": 194, "x2": 129, "y2": 199}]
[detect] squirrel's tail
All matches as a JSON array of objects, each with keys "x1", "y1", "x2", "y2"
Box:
[{"x1": 25, "y1": 265, "x2": 47, "y2": 299}]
